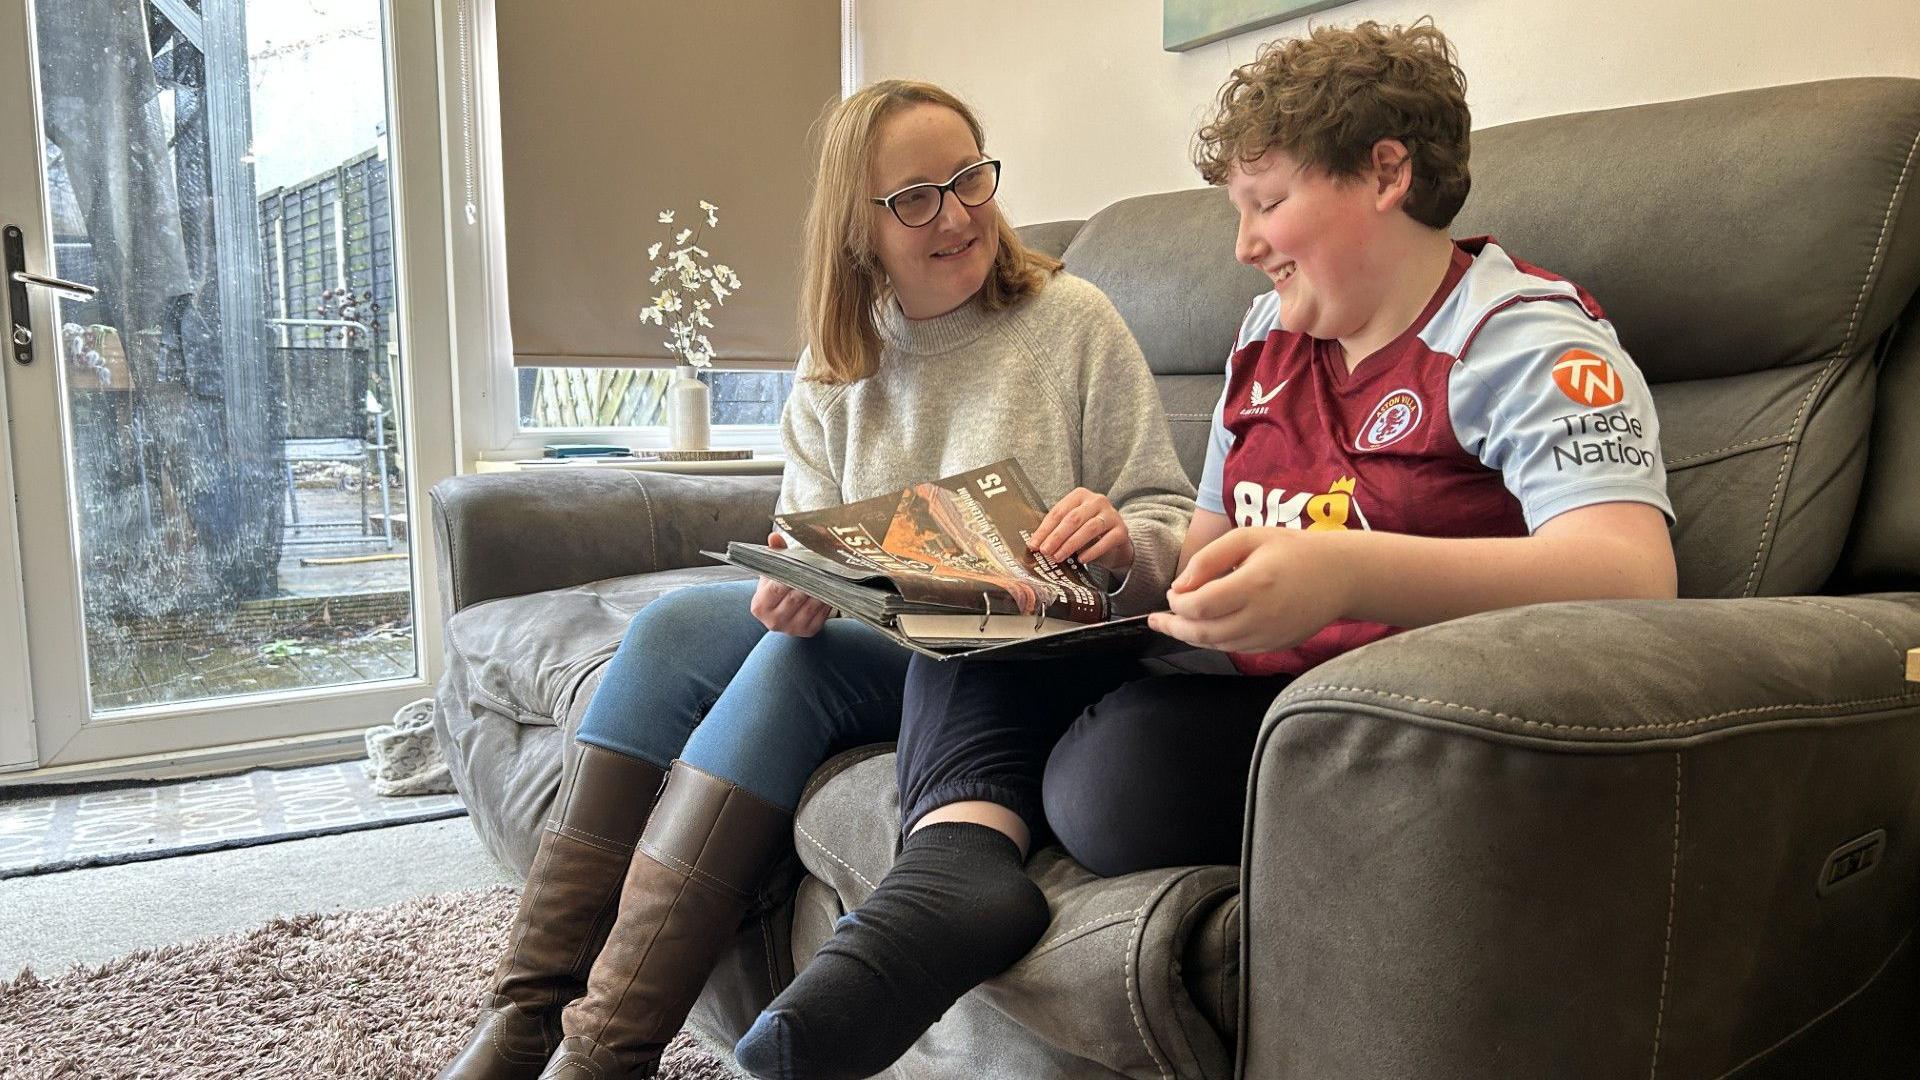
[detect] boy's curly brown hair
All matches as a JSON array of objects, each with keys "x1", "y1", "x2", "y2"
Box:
[{"x1": 1194, "y1": 19, "x2": 1471, "y2": 229}]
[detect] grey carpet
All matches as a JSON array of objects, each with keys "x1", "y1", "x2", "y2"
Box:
[{"x1": 0, "y1": 886, "x2": 738, "y2": 1079}]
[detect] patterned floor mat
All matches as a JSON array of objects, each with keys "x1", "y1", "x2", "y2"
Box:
[{"x1": 0, "y1": 760, "x2": 466, "y2": 879}]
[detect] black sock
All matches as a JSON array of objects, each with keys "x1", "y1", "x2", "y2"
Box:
[{"x1": 734, "y1": 821, "x2": 1049, "y2": 1080}]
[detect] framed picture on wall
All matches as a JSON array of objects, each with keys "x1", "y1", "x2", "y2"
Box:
[{"x1": 1164, "y1": 0, "x2": 1360, "y2": 52}]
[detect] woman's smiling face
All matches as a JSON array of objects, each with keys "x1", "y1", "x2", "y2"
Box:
[{"x1": 868, "y1": 103, "x2": 1001, "y2": 319}]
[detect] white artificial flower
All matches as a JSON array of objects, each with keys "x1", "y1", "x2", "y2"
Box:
[
  {"x1": 647, "y1": 242, "x2": 661, "y2": 260},
  {"x1": 658, "y1": 210, "x2": 675, "y2": 224},
  {"x1": 650, "y1": 267, "x2": 667, "y2": 284},
  {"x1": 698, "y1": 200, "x2": 717, "y2": 212},
  {"x1": 675, "y1": 228, "x2": 692, "y2": 244}
]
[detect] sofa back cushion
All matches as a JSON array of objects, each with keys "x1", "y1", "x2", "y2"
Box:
[{"x1": 1047, "y1": 77, "x2": 1920, "y2": 598}]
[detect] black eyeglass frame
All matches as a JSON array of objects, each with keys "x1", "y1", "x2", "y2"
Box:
[{"x1": 870, "y1": 159, "x2": 1002, "y2": 228}]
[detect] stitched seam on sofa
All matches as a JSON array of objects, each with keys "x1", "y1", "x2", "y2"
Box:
[
  {"x1": 1663, "y1": 435, "x2": 1792, "y2": 470},
  {"x1": 1650, "y1": 752, "x2": 1683, "y2": 1080},
  {"x1": 1836, "y1": 122, "x2": 1920, "y2": 360},
  {"x1": 622, "y1": 471, "x2": 661, "y2": 569},
  {"x1": 1706, "y1": 921, "x2": 1920, "y2": 1080},
  {"x1": 1742, "y1": 122, "x2": 1920, "y2": 598},
  {"x1": 759, "y1": 914, "x2": 777, "y2": 995},
  {"x1": 793, "y1": 820, "x2": 877, "y2": 893},
  {"x1": 1739, "y1": 355, "x2": 1837, "y2": 598},
  {"x1": 442, "y1": 616, "x2": 542, "y2": 722},
  {"x1": 1220, "y1": 897, "x2": 1236, "y2": 1043},
  {"x1": 1163, "y1": 880, "x2": 1238, "y2": 1079},
  {"x1": 638, "y1": 840, "x2": 752, "y2": 901},
  {"x1": 796, "y1": 744, "x2": 896, "y2": 808},
  {"x1": 1125, "y1": 894, "x2": 1176, "y2": 1080},
  {"x1": 436, "y1": 490, "x2": 465, "y2": 613},
  {"x1": 1028, "y1": 910, "x2": 1137, "y2": 956},
  {"x1": 1277, "y1": 685, "x2": 1920, "y2": 734},
  {"x1": 1778, "y1": 598, "x2": 1910, "y2": 673}
]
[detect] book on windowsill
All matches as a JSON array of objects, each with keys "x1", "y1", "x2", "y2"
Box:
[{"x1": 704, "y1": 458, "x2": 1181, "y2": 661}]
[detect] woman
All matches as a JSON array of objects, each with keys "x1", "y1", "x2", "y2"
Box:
[{"x1": 435, "y1": 79, "x2": 1192, "y2": 1080}]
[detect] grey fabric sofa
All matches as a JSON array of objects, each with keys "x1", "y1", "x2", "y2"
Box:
[{"x1": 432, "y1": 78, "x2": 1920, "y2": 1078}]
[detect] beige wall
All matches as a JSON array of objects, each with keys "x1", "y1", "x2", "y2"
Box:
[{"x1": 854, "y1": 0, "x2": 1920, "y2": 224}]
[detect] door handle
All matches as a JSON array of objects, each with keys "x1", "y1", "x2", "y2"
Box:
[
  {"x1": 10, "y1": 270, "x2": 97, "y2": 301},
  {"x1": 4, "y1": 224, "x2": 99, "y2": 367}
]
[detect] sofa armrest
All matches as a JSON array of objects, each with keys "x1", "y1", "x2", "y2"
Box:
[
  {"x1": 1237, "y1": 594, "x2": 1920, "y2": 1080},
  {"x1": 430, "y1": 469, "x2": 781, "y2": 620}
]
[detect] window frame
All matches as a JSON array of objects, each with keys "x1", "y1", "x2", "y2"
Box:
[{"x1": 442, "y1": 0, "x2": 789, "y2": 466}]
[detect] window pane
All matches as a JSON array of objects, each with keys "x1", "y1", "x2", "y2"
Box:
[
  {"x1": 516, "y1": 367, "x2": 794, "y2": 431},
  {"x1": 35, "y1": 0, "x2": 419, "y2": 713}
]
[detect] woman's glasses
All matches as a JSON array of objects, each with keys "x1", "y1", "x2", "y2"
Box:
[{"x1": 871, "y1": 159, "x2": 1002, "y2": 228}]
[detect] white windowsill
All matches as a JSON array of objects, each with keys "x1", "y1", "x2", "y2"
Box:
[{"x1": 471, "y1": 452, "x2": 785, "y2": 476}]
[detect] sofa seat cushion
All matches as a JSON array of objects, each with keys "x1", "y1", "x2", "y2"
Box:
[
  {"x1": 445, "y1": 564, "x2": 752, "y2": 731},
  {"x1": 436, "y1": 565, "x2": 752, "y2": 875},
  {"x1": 792, "y1": 749, "x2": 1241, "y2": 1080}
]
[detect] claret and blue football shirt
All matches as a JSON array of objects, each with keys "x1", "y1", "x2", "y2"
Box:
[{"x1": 1195, "y1": 237, "x2": 1674, "y2": 675}]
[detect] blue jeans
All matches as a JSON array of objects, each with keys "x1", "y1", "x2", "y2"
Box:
[{"x1": 573, "y1": 579, "x2": 912, "y2": 811}]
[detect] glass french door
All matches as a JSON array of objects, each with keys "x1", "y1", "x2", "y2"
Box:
[{"x1": 0, "y1": 0, "x2": 456, "y2": 774}]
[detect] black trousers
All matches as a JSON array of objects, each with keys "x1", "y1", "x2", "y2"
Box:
[{"x1": 894, "y1": 652, "x2": 1292, "y2": 877}]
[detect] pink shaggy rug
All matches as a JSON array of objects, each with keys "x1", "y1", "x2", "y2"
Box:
[{"x1": 0, "y1": 886, "x2": 738, "y2": 1079}]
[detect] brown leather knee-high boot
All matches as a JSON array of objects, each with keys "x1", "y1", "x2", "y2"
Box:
[
  {"x1": 535, "y1": 761, "x2": 792, "y2": 1080},
  {"x1": 436, "y1": 739, "x2": 667, "y2": 1080}
]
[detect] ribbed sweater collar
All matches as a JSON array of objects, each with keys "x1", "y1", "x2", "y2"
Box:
[{"x1": 877, "y1": 289, "x2": 997, "y2": 356}]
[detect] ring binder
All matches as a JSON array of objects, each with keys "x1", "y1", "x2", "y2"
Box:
[{"x1": 974, "y1": 591, "x2": 1052, "y2": 633}]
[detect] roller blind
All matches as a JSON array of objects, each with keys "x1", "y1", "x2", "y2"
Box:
[{"x1": 497, "y1": 1, "x2": 840, "y2": 368}]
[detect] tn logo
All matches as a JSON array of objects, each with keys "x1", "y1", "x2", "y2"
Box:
[
  {"x1": 1552, "y1": 349, "x2": 1624, "y2": 408},
  {"x1": 1232, "y1": 477, "x2": 1368, "y2": 530}
]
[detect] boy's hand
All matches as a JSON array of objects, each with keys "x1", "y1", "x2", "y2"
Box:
[
  {"x1": 752, "y1": 531, "x2": 833, "y2": 637},
  {"x1": 1148, "y1": 528, "x2": 1352, "y2": 653},
  {"x1": 1031, "y1": 488, "x2": 1134, "y2": 572}
]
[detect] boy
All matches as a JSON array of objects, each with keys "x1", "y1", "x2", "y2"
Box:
[{"x1": 1149, "y1": 19, "x2": 1676, "y2": 669}]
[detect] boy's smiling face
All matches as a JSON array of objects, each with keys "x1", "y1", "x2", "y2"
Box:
[{"x1": 1226, "y1": 147, "x2": 1394, "y2": 344}]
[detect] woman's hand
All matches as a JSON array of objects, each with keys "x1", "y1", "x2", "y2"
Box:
[
  {"x1": 1030, "y1": 488, "x2": 1134, "y2": 572},
  {"x1": 751, "y1": 532, "x2": 834, "y2": 637},
  {"x1": 1147, "y1": 527, "x2": 1351, "y2": 653}
]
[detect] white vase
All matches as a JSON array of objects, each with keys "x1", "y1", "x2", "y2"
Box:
[{"x1": 667, "y1": 365, "x2": 711, "y2": 450}]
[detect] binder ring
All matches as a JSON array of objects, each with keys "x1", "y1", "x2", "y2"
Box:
[{"x1": 978, "y1": 593, "x2": 993, "y2": 634}]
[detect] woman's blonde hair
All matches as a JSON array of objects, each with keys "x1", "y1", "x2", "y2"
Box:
[{"x1": 800, "y1": 80, "x2": 1060, "y2": 385}]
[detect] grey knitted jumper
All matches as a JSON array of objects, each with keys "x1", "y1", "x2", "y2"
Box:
[{"x1": 778, "y1": 271, "x2": 1194, "y2": 616}]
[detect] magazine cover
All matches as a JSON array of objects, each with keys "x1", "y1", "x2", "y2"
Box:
[{"x1": 773, "y1": 459, "x2": 1108, "y2": 623}]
